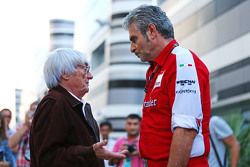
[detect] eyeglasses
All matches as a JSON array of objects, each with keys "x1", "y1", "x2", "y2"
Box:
[
  {"x1": 78, "y1": 65, "x2": 90, "y2": 74},
  {"x1": 84, "y1": 66, "x2": 90, "y2": 73}
]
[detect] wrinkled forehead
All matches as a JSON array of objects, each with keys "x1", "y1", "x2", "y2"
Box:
[{"x1": 128, "y1": 23, "x2": 143, "y2": 37}]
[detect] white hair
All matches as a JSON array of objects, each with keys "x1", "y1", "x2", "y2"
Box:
[{"x1": 43, "y1": 48, "x2": 88, "y2": 89}]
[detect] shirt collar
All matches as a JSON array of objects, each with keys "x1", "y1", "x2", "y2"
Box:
[
  {"x1": 51, "y1": 85, "x2": 83, "y2": 108},
  {"x1": 154, "y1": 39, "x2": 178, "y2": 67},
  {"x1": 68, "y1": 91, "x2": 87, "y2": 109}
]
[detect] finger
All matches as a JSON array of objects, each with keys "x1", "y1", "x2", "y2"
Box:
[
  {"x1": 94, "y1": 140, "x2": 108, "y2": 149},
  {"x1": 108, "y1": 151, "x2": 127, "y2": 159},
  {"x1": 120, "y1": 149, "x2": 129, "y2": 155},
  {"x1": 100, "y1": 140, "x2": 108, "y2": 147},
  {"x1": 120, "y1": 146, "x2": 128, "y2": 151}
]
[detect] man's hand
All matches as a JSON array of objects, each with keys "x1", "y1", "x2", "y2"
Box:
[
  {"x1": 122, "y1": 144, "x2": 139, "y2": 156},
  {"x1": 93, "y1": 140, "x2": 128, "y2": 160},
  {"x1": 120, "y1": 143, "x2": 128, "y2": 152}
]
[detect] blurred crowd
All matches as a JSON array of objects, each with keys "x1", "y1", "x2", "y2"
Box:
[
  {"x1": 0, "y1": 101, "x2": 144, "y2": 167},
  {"x1": 0, "y1": 103, "x2": 240, "y2": 167},
  {"x1": 0, "y1": 101, "x2": 38, "y2": 167}
]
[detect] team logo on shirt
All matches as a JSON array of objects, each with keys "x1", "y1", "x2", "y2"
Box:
[{"x1": 153, "y1": 72, "x2": 164, "y2": 89}]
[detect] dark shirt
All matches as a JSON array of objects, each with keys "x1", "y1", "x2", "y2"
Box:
[{"x1": 30, "y1": 85, "x2": 104, "y2": 167}]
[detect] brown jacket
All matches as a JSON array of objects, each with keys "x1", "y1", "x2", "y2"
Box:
[{"x1": 30, "y1": 85, "x2": 104, "y2": 167}]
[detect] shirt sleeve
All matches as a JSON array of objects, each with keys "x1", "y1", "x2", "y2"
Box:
[
  {"x1": 211, "y1": 116, "x2": 233, "y2": 139},
  {"x1": 170, "y1": 48, "x2": 203, "y2": 132}
]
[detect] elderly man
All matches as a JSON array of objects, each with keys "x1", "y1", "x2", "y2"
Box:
[
  {"x1": 123, "y1": 5, "x2": 211, "y2": 167},
  {"x1": 30, "y1": 48, "x2": 126, "y2": 167}
]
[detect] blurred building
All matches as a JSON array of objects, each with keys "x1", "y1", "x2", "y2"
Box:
[
  {"x1": 50, "y1": 19, "x2": 75, "y2": 50},
  {"x1": 15, "y1": 88, "x2": 22, "y2": 124},
  {"x1": 159, "y1": 0, "x2": 250, "y2": 116},
  {"x1": 87, "y1": 0, "x2": 152, "y2": 136}
]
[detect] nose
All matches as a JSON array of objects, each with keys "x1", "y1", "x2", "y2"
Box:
[
  {"x1": 130, "y1": 43, "x2": 136, "y2": 53},
  {"x1": 87, "y1": 72, "x2": 93, "y2": 80}
]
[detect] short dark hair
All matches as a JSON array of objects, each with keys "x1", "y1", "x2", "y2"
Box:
[
  {"x1": 126, "y1": 114, "x2": 141, "y2": 121},
  {"x1": 100, "y1": 121, "x2": 112, "y2": 130}
]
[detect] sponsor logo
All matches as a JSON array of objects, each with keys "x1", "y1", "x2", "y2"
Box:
[
  {"x1": 143, "y1": 99, "x2": 157, "y2": 108},
  {"x1": 176, "y1": 80, "x2": 196, "y2": 86},
  {"x1": 176, "y1": 89, "x2": 196, "y2": 94}
]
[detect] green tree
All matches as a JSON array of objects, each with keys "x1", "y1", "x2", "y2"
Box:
[{"x1": 224, "y1": 113, "x2": 250, "y2": 167}]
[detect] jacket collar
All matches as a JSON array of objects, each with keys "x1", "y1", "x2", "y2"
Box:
[{"x1": 50, "y1": 85, "x2": 83, "y2": 108}]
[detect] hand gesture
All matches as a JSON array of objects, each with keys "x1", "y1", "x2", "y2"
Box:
[{"x1": 93, "y1": 140, "x2": 128, "y2": 160}]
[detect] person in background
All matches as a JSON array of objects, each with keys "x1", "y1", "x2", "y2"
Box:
[
  {"x1": 0, "y1": 109, "x2": 16, "y2": 138},
  {"x1": 123, "y1": 5, "x2": 211, "y2": 167},
  {"x1": 0, "y1": 109, "x2": 18, "y2": 156},
  {"x1": 100, "y1": 121, "x2": 116, "y2": 167},
  {"x1": 109, "y1": 114, "x2": 143, "y2": 167},
  {"x1": 0, "y1": 112, "x2": 16, "y2": 167},
  {"x1": 30, "y1": 48, "x2": 127, "y2": 167},
  {"x1": 8, "y1": 101, "x2": 38, "y2": 167},
  {"x1": 209, "y1": 116, "x2": 240, "y2": 167}
]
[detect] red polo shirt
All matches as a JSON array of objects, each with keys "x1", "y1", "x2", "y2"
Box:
[{"x1": 139, "y1": 40, "x2": 210, "y2": 166}]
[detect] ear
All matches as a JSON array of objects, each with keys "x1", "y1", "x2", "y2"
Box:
[
  {"x1": 146, "y1": 24, "x2": 157, "y2": 40},
  {"x1": 61, "y1": 73, "x2": 71, "y2": 80}
]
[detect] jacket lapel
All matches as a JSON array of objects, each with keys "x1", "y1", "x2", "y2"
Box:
[{"x1": 84, "y1": 103, "x2": 100, "y2": 142}]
